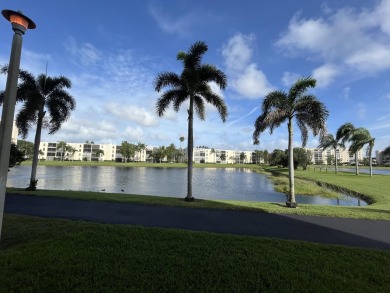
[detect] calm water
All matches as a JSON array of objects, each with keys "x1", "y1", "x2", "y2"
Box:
[{"x1": 7, "y1": 165, "x2": 367, "y2": 206}]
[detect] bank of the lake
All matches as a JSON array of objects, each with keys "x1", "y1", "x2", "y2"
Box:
[
  {"x1": 12, "y1": 163, "x2": 365, "y2": 206},
  {"x1": 14, "y1": 161, "x2": 390, "y2": 219}
]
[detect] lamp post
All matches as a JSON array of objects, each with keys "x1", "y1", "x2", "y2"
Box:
[{"x1": 0, "y1": 10, "x2": 35, "y2": 240}]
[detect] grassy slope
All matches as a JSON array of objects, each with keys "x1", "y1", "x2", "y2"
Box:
[{"x1": 1, "y1": 215, "x2": 389, "y2": 292}]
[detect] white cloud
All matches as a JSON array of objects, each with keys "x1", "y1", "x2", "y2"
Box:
[
  {"x1": 312, "y1": 64, "x2": 341, "y2": 87},
  {"x1": 233, "y1": 64, "x2": 274, "y2": 98},
  {"x1": 282, "y1": 71, "x2": 300, "y2": 87},
  {"x1": 105, "y1": 103, "x2": 158, "y2": 127},
  {"x1": 276, "y1": 1, "x2": 390, "y2": 86},
  {"x1": 222, "y1": 33, "x2": 273, "y2": 99},
  {"x1": 343, "y1": 87, "x2": 351, "y2": 100},
  {"x1": 123, "y1": 126, "x2": 145, "y2": 142},
  {"x1": 222, "y1": 33, "x2": 255, "y2": 71},
  {"x1": 64, "y1": 37, "x2": 101, "y2": 67}
]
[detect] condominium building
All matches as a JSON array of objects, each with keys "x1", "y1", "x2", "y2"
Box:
[
  {"x1": 376, "y1": 149, "x2": 390, "y2": 166},
  {"x1": 38, "y1": 141, "x2": 255, "y2": 164},
  {"x1": 307, "y1": 148, "x2": 363, "y2": 165}
]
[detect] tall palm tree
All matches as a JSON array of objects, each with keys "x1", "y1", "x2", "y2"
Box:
[
  {"x1": 154, "y1": 41, "x2": 228, "y2": 201},
  {"x1": 253, "y1": 77, "x2": 328, "y2": 207},
  {"x1": 0, "y1": 66, "x2": 75, "y2": 190},
  {"x1": 349, "y1": 127, "x2": 374, "y2": 176},
  {"x1": 318, "y1": 122, "x2": 355, "y2": 174}
]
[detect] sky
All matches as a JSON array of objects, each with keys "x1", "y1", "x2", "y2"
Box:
[{"x1": 0, "y1": 0, "x2": 389, "y2": 153}]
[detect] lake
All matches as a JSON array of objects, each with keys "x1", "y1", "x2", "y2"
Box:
[{"x1": 7, "y1": 165, "x2": 367, "y2": 206}]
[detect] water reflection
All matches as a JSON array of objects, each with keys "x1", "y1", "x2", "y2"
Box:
[{"x1": 7, "y1": 165, "x2": 367, "y2": 206}]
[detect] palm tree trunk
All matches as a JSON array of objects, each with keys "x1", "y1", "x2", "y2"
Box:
[
  {"x1": 335, "y1": 147, "x2": 338, "y2": 174},
  {"x1": 355, "y1": 154, "x2": 359, "y2": 175},
  {"x1": 369, "y1": 144, "x2": 373, "y2": 177},
  {"x1": 28, "y1": 109, "x2": 45, "y2": 190},
  {"x1": 186, "y1": 96, "x2": 194, "y2": 201},
  {"x1": 287, "y1": 118, "x2": 296, "y2": 207}
]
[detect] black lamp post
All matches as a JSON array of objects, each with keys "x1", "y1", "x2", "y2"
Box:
[{"x1": 0, "y1": 9, "x2": 36, "y2": 240}]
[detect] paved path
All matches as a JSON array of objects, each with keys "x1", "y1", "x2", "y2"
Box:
[{"x1": 5, "y1": 193, "x2": 390, "y2": 250}]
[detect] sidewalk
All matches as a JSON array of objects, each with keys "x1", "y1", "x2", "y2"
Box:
[{"x1": 5, "y1": 193, "x2": 390, "y2": 250}]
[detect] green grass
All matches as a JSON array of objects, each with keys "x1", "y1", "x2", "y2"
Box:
[{"x1": 1, "y1": 214, "x2": 389, "y2": 292}]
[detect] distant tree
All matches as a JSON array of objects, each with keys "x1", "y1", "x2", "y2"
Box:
[
  {"x1": 9, "y1": 143, "x2": 25, "y2": 168},
  {"x1": 349, "y1": 127, "x2": 375, "y2": 176},
  {"x1": 326, "y1": 155, "x2": 334, "y2": 166},
  {"x1": 119, "y1": 141, "x2": 136, "y2": 162},
  {"x1": 56, "y1": 141, "x2": 67, "y2": 161},
  {"x1": 219, "y1": 153, "x2": 226, "y2": 163},
  {"x1": 253, "y1": 77, "x2": 328, "y2": 207},
  {"x1": 384, "y1": 146, "x2": 390, "y2": 155},
  {"x1": 269, "y1": 149, "x2": 287, "y2": 167},
  {"x1": 166, "y1": 143, "x2": 177, "y2": 162},
  {"x1": 94, "y1": 149, "x2": 105, "y2": 162},
  {"x1": 293, "y1": 148, "x2": 312, "y2": 170},
  {"x1": 239, "y1": 152, "x2": 246, "y2": 164},
  {"x1": 135, "y1": 142, "x2": 147, "y2": 161},
  {"x1": 263, "y1": 150, "x2": 269, "y2": 164},
  {"x1": 17, "y1": 140, "x2": 34, "y2": 159},
  {"x1": 318, "y1": 122, "x2": 355, "y2": 174},
  {"x1": 67, "y1": 146, "x2": 78, "y2": 161},
  {"x1": 154, "y1": 146, "x2": 166, "y2": 163},
  {"x1": 0, "y1": 67, "x2": 76, "y2": 190},
  {"x1": 154, "y1": 41, "x2": 228, "y2": 201}
]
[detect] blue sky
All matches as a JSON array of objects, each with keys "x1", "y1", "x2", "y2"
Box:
[{"x1": 0, "y1": 0, "x2": 389, "y2": 153}]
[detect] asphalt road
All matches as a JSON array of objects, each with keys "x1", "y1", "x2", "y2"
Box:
[{"x1": 4, "y1": 193, "x2": 390, "y2": 250}]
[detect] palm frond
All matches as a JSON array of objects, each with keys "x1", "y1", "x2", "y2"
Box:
[
  {"x1": 288, "y1": 77, "x2": 316, "y2": 100},
  {"x1": 198, "y1": 65, "x2": 227, "y2": 89},
  {"x1": 318, "y1": 134, "x2": 337, "y2": 150},
  {"x1": 46, "y1": 91, "x2": 76, "y2": 134},
  {"x1": 184, "y1": 41, "x2": 208, "y2": 69},
  {"x1": 336, "y1": 122, "x2": 355, "y2": 145},
  {"x1": 201, "y1": 91, "x2": 228, "y2": 122},
  {"x1": 296, "y1": 119, "x2": 309, "y2": 147},
  {"x1": 156, "y1": 89, "x2": 181, "y2": 117},
  {"x1": 194, "y1": 96, "x2": 205, "y2": 120},
  {"x1": 154, "y1": 72, "x2": 181, "y2": 92}
]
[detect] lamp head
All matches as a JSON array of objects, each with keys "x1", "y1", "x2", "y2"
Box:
[{"x1": 2, "y1": 9, "x2": 36, "y2": 32}]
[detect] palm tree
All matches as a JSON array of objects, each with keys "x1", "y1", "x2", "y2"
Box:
[
  {"x1": 318, "y1": 122, "x2": 355, "y2": 174},
  {"x1": 94, "y1": 149, "x2": 105, "y2": 162},
  {"x1": 136, "y1": 142, "x2": 146, "y2": 162},
  {"x1": 154, "y1": 41, "x2": 228, "y2": 201},
  {"x1": 0, "y1": 66, "x2": 75, "y2": 190},
  {"x1": 349, "y1": 127, "x2": 374, "y2": 176},
  {"x1": 56, "y1": 141, "x2": 67, "y2": 161},
  {"x1": 253, "y1": 77, "x2": 328, "y2": 207},
  {"x1": 67, "y1": 146, "x2": 78, "y2": 161}
]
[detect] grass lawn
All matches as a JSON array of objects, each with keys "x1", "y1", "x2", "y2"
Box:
[{"x1": 1, "y1": 214, "x2": 389, "y2": 292}]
